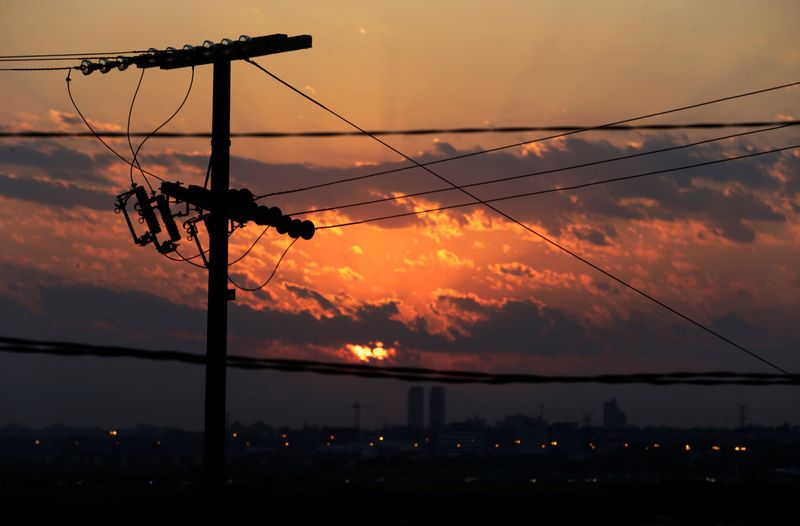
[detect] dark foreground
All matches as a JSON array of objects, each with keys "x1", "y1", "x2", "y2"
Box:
[{"x1": 2, "y1": 478, "x2": 795, "y2": 525}]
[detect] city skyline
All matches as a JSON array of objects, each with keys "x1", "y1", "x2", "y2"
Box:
[{"x1": 1, "y1": 1, "x2": 798, "y2": 431}]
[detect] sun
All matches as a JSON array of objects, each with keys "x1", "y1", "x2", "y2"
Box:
[{"x1": 344, "y1": 341, "x2": 398, "y2": 363}]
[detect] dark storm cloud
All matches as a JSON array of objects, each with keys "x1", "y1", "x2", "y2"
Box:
[
  {"x1": 710, "y1": 311, "x2": 770, "y2": 342},
  {"x1": 284, "y1": 283, "x2": 338, "y2": 313},
  {"x1": 432, "y1": 294, "x2": 592, "y2": 355},
  {"x1": 224, "y1": 134, "x2": 797, "y2": 243},
  {"x1": 571, "y1": 226, "x2": 612, "y2": 246},
  {"x1": 2, "y1": 133, "x2": 797, "y2": 241},
  {"x1": 1, "y1": 262, "x2": 797, "y2": 381},
  {"x1": 0, "y1": 141, "x2": 114, "y2": 183},
  {"x1": 0, "y1": 172, "x2": 111, "y2": 210},
  {"x1": 0, "y1": 263, "x2": 589, "y2": 358}
]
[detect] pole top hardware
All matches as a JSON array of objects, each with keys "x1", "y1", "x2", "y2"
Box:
[{"x1": 78, "y1": 34, "x2": 312, "y2": 74}]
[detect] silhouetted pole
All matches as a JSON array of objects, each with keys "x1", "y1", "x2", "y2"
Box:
[
  {"x1": 203, "y1": 58, "x2": 231, "y2": 493},
  {"x1": 101, "y1": 35, "x2": 313, "y2": 496}
]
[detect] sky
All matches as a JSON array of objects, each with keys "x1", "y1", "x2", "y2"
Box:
[{"x1": 0, "y1": 1, "x2": 798, "y2": 430}]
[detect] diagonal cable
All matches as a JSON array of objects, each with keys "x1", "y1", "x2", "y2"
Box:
[
  {"x1": 315, "y1": 143, "x2": 799, "y2": 228},
  {"x1": 253, "y1": 80, "x2": 800, "y2": 199},
  {"x1": 288, "y1": 123, "x2": 796, "y2": 217},
  {"x1": 247, "y1": 59, "x2": 791, "y2": 375}
]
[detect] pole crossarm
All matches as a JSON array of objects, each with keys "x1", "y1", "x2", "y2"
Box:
[
  {"x1": 139, "y1": 34, "x2": 311, "y2": 70},
  {"x1": 77, "y1": 34, "x2": 311, "y2": 75}
]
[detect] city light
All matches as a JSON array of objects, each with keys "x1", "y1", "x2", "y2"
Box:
[
  {"x1": 109, "y1": 430, "x2": 118, "y2": 437},
  {"x1": 712, "y1": 445, "x2": 721, "y2": 451},
  {"x1": 685, "y1": 444, "x2": 692, "y2": 452},
  {"x1": 550, "y1": 441, "x2": 558, "y2": 446}
]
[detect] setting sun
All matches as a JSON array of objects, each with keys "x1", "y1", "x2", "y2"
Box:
[{"x1": 345, "y1": 341, "x2": 398, "y2": 363}]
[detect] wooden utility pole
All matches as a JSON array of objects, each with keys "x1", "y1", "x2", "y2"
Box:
[{"x1": 118, "y1": 34, "x2": 312, "y2": 492}]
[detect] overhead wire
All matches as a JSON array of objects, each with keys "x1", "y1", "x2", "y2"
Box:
[
  {"x1": 127, "y1": 69, "x2": 151, "y2": 190},
  {"x1": 1, "y1": 336, "x2": 797, "y2": 386},
  {"x1": 163, "y1": 249, "x2": 207, "y2": 269},
  {"x1": 0, "y1": 50, "x2": 147, "y2": 59},
  {"x1": 247, "y1": 59, "x2": 792, "y2": 376},
  {"x1": 314, "y1": 143, "x2": 800, "y2": 229},
  {"x1": 229, "y1": 226, "x2": 270, "y2": 267},
  {"x1": 1, "y1": 121, "x2": 798, "y2": 137},
  {"x1": 228, "y1": 237, "x2": 298, "y2": 291},
  {"x1": 129, "y1": 66, "x2": 195, "y2": 187},
  {"x1": 288, "y1": 123, "x2": 796, "y2": 217},
  {"x1": 65, "y1": 69, "x2": 166, "y2": 183},
  {"x1": 252, "y1": 80, "x2": 800, "y2": 199},
  {"x1": 0, "y1": 66, "x2": 78, "y2": 71}
]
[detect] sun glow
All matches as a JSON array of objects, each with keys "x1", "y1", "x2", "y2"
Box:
[{"x1": 345, "y1": 341, "x2": 397, "y2": 363}]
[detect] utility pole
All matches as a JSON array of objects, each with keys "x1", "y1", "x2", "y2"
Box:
[
  {"x1": 96, "y1": 34, "x2": 312, "y2": 496},
  {"x1": 205, "y1": 56, "x2": 231, "y2": 493}
]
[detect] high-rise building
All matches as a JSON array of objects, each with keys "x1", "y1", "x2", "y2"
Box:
[
  {"x1": 429, "y1": 386, "x2": 445, "y2": 429},
  {"x1": 407, "y1": 386, "x2": 424, "y2": 429},
  {"x1": 603, "y1": 398, "x2": 627, "y2": 429}
]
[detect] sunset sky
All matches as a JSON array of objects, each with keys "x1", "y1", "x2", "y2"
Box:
[{"x1": 1, "y1": 1, "x2": 798, "y2": 430}]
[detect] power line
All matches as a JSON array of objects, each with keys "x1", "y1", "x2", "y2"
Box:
[
  {"x1": 127, "y1": 69, "x2": 148, "y2": 186},
  {"x1": 310, "y1": 143, "x2": 799, "y2": 226},
  {"x1": 163, "y1": 248, "x2": 207, "y2": 269},
  {"x1": 0, "y1": 66, "x2": 77, "y2": 71},
  {"x1": 1, "y1": 336, "x2": 796, "y2": 386},
  {"x1": 248, "y1": 60, "x2": 792, "y2": 376},
  {"x1": 229, "y1": 226, "x2": 270, "y2": 267},
  {"x1": 289, "y1": 123, "x2": 795, "y2": 217},
  {"x1": 253, "y1": 81, "x2": 800, "y2": 199},
  {"x1": 228, "y1": 237, "x2": 298, "y2": 291},
  {"x1": 65, "y1": 69, "x2": 166, "y2": 183},
  {"x1": 128, "y1": 66, "x2": 195, "y2": 193},
  {"x1": 1, "y1": 121, "x2": 798, "y2": 137},
  {"x1": 0, "y1": 50, "x2": 147, "y2": 60}
]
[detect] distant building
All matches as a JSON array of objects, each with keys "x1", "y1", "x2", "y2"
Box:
[
  {"x1": 497, "y1": 414, "x2": 548, "y2": 454},
  {"x1": 436, "y1": 419, "x2": 488, "y2": 455},
  {"x1": 429, "y1": 386, "x2": 445, "y2": 429},
  {"x1": 603, "y1": 398, "x2": 628, "y2": 430},
  {"x1": 407, "y1": 386, "x2": 424, "y2": 429}
]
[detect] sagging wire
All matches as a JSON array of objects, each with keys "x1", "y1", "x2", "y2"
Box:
[
  {"x1": 65, "y1": 69, "x2": 165, "y2": 184},
  {"x1": 228, "y1": 237, "x2": 298, "y2": 291}
]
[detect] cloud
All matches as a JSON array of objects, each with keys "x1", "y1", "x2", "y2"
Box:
[
  {"x1": 0, "y1": 173, "x2": 111, "y2": 210},
  {"x1": 11, "y1": 132, "x2": 795, "y2": 244},
  {"x1": 0, "y1": 140, "x2": 115, "y2": 183},
  {"x1": 572, "y1": 225, "x2": 612, "y2": 246},
  {"x1": 284, "y1": 283, "x2": 338, "y2": 314}
]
